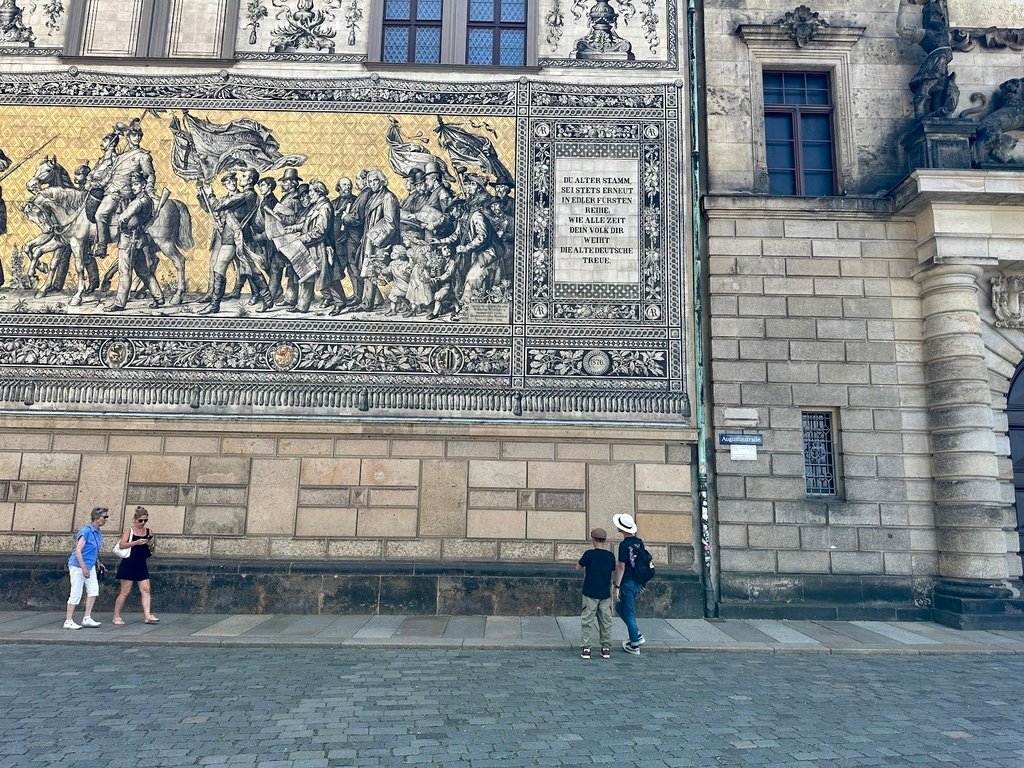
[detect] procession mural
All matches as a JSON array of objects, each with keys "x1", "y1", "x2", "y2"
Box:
[
  {"x1": 0, "y1": 71, "x2": 687, "y2": 422},
  {"x1": 0, "y1": 106, "x2": 516, "y2": 317}
]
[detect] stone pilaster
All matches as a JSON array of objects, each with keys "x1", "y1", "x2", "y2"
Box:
[{"x1": 915, "y1": 264, "x2": 1024, "y2": 628}]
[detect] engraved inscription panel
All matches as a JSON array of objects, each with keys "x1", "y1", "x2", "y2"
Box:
[{"x1": 553, "y1": 158, "x2": 640, "y2": 286}]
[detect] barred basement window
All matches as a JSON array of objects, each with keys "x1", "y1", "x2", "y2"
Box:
[{"x1": 802, "y1": 410, "x2": 838, "y2": 497}]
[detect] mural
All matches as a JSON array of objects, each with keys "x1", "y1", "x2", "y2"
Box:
[
  {"x1": 0, "y1": 106, "x2": 516, "y2": 318},
  {"x1": 0, "y1": 71, "x2": 687, "y2": 422}
]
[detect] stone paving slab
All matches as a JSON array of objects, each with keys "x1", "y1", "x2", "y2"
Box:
[
  {"x1": 4, "y1": 644, "x2": 1022, "y2": 768},
  {"x1": 0, "y1": 611, "x2": 1022, "y2": 654}
]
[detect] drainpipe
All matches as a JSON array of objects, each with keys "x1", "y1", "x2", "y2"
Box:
[{"x1": 687, "y1": 0, "x2": 717, "y2": 616}]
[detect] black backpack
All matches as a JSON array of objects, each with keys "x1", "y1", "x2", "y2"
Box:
[{"x1": 628, "y1": 540, "x2": 656, "y2": 586}]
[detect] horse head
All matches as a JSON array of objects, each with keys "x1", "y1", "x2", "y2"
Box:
[{"x1": 29, "y1": 155, "x2": 75, "y2": 191}]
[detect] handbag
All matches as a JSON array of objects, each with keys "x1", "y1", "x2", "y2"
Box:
[{"x1": 112, "y1": 531, "x2": 131, "y2": 559}]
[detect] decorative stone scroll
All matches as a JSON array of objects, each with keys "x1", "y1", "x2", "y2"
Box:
[{"x1": 0, "y1": 72, "x2": 688, "y2": 423}]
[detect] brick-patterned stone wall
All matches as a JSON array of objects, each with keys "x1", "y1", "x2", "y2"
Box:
[
  {"x1": 0, "y1": 417, "x2": 696, "y2": 568},
  {"x1": 0, "y1": 418, "x2": 702, "y2": 616},
  {"x1": 705, "y1": 196, "x2": 937, "y2": 618}
]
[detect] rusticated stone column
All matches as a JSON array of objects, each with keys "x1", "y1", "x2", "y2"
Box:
[
  {"x1": 915, "y1": 264, "x2": 1023, "y2": 629},
  {"x1": 917, "y1": 268, "x2": 1019, "y2": 626}
]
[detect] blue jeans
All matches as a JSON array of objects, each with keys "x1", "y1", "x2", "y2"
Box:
[{"x1": 616, "y1": 580, "x2": 642, "y2": 645}]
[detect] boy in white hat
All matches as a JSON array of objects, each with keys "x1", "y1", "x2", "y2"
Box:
[{"x1": 613, "y1": 513, "x2": 646, "y2": 655}]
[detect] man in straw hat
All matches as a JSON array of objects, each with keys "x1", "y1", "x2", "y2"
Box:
[{"x1": 612, "y1": 513, "x2": 647, "y2": 656}]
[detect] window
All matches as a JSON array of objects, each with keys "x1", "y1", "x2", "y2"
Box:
[
  {"x1": 64, "y1": 0, "x2": 240, "y2": 59},
  {"x1": 763, "y1": 71, "x2": 835, "y2": 196},
  {"x1": 802, "y1": 411, "x2": 839, "y2": 497},
  {"x1": 370, "y1": 0, "x2": 535, "y2": 66}
]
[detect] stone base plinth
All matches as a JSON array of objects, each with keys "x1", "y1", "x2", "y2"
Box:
[
  {"x1": 932, "y1": 578, "x2": 1024, "y2": 630},
  {"x1": 0, "y1": 556, "x2": 704, "y2": 618},
  {"x1": 902, "y1": 118, "x2": 975, "y2": 170},
  {"x1": 718, "y1": 573, "x2": 936, "y2": 621}
]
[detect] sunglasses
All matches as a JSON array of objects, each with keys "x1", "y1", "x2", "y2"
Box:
[
  {"x1": 100, "y1": 515, "x2": 109, "y2": 519},
  {"x1": 136, "y1": 519, "x2": 149, "y2": 523}
]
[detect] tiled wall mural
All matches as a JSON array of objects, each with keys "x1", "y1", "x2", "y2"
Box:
[{"x1": 0, "y1": 71, "x2": 687, "y2": 422}]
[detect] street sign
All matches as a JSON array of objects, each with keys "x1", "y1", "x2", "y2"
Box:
[{"x1": 719, "y1": 432, "x2": 763, "y2": 446}]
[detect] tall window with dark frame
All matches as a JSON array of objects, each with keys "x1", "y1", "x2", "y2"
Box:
[
  {"x1": 763, "y1": 71, "x2": 836, "y2": 196},
  {"x1": 802, "y1": 411, "x2": 838, "y2": 497},
  {"x1": 468, "y1": 0, "x2": 527, "y2": 66}
]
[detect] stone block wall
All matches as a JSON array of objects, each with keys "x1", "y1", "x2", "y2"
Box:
[
  {"x1": 0, "y1": 417, "x2": 702, "y2": 615},
  {"x1": 702, "y1": 0, "x2": 1024, "y2": 196},
  {"x1": 705, "y1": 195, "x2": 937, "y2": 619}
]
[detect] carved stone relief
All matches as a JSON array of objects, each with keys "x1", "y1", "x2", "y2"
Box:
[
  {"x1": 775, "y1": 4, "x2": 828, "y2": 48},
  {"x1": 0, "y1": 71, "x2": 688, "y2": 423},
  {"x1": 992, "y1": 273, "x2": 1024, "y2": 328}
]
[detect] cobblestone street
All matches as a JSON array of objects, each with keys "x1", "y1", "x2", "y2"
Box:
[{"x1": 1, "y1": 643, "x2": 1022, "y2": 768}]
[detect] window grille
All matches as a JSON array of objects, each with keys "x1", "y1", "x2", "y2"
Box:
[{"x1": 802, "y1": 411, "x2": 837, "y2": 496}]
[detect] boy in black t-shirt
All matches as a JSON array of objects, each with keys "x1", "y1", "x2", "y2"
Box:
[{"x1": 576, "y1": 527, "x2": 616, "y2": 659}]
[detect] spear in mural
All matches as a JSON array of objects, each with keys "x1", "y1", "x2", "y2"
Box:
[{"x1": 0, "y1": 135, "x2": 59, "y2": 184}]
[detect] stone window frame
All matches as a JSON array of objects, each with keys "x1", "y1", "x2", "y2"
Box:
[
  {"x1": 63, "y1": 0, "x2": 241, "y2": 60},
  {"x1": 737, "y1": 24, "x2": 864, "y2": 196},
  {"x1": 367, "y1": 0, "x2": 539, "y2": 68}
]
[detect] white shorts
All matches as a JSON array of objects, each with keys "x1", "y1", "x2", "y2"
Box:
[{"x1": 68, "y1": 565, "x2": 98, "y2": 604}]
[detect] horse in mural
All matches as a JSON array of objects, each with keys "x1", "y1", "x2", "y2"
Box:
[
  {"x1": 19, "y1": 199, "x2": 72, "y2": 298},
  {"x1": 26, "y1": 156, "x2": 194, "y2": 306}
]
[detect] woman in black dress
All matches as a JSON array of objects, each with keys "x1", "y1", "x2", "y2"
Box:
[{"x1": 112, "y1": 506, "x2": 158, "y2": 625}]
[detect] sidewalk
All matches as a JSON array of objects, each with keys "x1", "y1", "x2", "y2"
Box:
[{"x1": 2, "y1": 610, "x2": 1024, "y2": 653}]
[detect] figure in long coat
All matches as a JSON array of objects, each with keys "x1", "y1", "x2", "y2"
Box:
[{"x1": 357, "y1": 170, "x2": 401, "y2": 310}]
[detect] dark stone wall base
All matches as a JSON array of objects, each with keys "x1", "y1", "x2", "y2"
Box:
[
  {"x1": 718, "y1": 572, "x2": 935, "y2": 622},
  {"x1": 0, "y1": 556, "x2": 705, "y2": 618},
  {"x1": 932, "y1": 578, "x2": 1024, "y2": 630}
]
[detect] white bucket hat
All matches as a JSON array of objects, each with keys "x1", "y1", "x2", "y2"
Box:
[{"x1": 612, "y1": 513, "x2": 637, "y2": 534}]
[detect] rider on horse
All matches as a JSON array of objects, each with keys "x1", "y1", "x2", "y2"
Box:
[{"x1": 91, "y1": 119, "x2": 157, "y2": 260}]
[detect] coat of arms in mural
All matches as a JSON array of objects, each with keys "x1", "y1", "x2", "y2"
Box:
[{"x1": 0, "y1": 108, "x2": 515, "y2": 322}]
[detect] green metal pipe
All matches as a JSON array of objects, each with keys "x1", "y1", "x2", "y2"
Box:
[{"x1": 687, "y1": 0, "x2": 717, "y2": 616}]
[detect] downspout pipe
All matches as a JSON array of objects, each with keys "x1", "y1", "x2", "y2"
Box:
[{"x1": 687, "y1": 0, "x2": 717, "y2": 616}]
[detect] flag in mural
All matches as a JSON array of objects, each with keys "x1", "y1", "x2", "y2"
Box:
[
  {"x1": 169, "y1": 111, "x2": 306, "y2": 182},
  {"x1": 385, "y1": 116, "x2": 453, "y2": 180},
  {"x1": 434, "y1": 117, "x2": 514, "y2": 187}
]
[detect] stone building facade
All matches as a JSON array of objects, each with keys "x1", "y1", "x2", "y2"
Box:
[
  {"x1": 0, "y1": 0, "x2": 702, "y2": 616},
  {"x1": 704, "y1": 0, "x2": 1024, "y2": 628},
  {"x1": 1, "y1": 0, "x2": 1022, "y2": 628}
]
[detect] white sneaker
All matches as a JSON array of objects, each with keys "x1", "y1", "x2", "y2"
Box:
[
  {"x1": 81, "y1": 617, "x2": 101, "y2": 628},
  {"x1": 63, "y1": 619, "x2": 81, "y2": 630}
]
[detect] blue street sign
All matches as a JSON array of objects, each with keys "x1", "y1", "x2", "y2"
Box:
[{"x1": 719, "y1": 433, "x2": 763, "y2": 446}]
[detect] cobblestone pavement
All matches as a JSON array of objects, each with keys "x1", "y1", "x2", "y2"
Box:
[{"x1": 1, "y1": 643, "x2": 1022, "y2": 768}]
